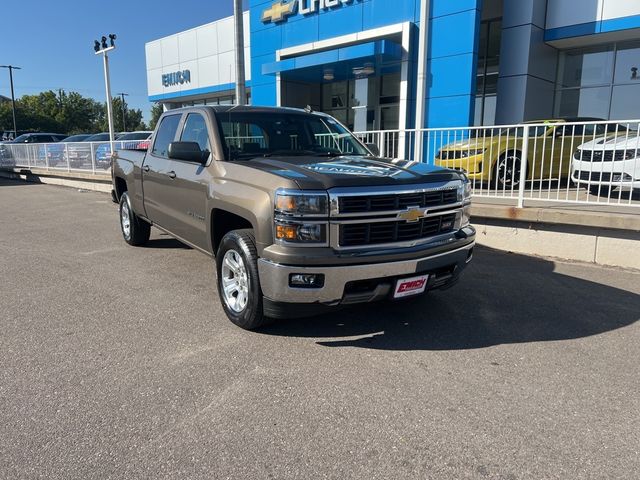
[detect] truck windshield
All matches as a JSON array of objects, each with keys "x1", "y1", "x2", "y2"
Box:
[{"x1": 215, "y1": 111, "x2": 370, "y2": 160}]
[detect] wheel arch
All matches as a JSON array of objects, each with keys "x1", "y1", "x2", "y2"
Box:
[{"x1": 210, "y1": 207, "x2": 257, "y2": 256}]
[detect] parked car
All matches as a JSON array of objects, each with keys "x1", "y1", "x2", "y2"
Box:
[
  {"x1": 572, "y1": 134, "x2": 640, "y2": 196},
  {"x1": 117, "y1": 131, "x2": 153, "y2": 150},
  {"x1": 40, "y1": 134, "x2": 92, "y2": 166},
  {"x1": 67, "y1": 132, "x2": 122, "y2": 169},
  {"x1": 0, "y1": 133, "x2": 67, "y2": 167},
  {"x1": 8, "y1": 133, "x2": 67, "y2": 143},
  {"x1": 112, "y1": 106, "x2": 474, "y2": 330},
  {"x1": 435, "y1": 118, "x2": 628, "y2": 188},
  {"x1": 95, "y1": 131, "x2": 152, "y2": 168}
]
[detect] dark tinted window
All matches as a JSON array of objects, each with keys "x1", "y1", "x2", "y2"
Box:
[
  {"x1": 152, "y1": 115, "x2": 181, "y2": 157},
  {"x1": 118, "y1": 132, "x2": 152, "y2": 141},
  {"x1": 180, "y1": 114, "x2": 210, "y2": 152},
  {"x1": 33, "y1": 135, "x2": 53, "y2": 143},
  {"x1": 216, "y1": 112, "x2": 369, "y2": 160},
  {"x1": 86, "y1": 133, "x2": 111, "y2": 142},
  {"x1": 62, "y1": 134, "x2": 91, "y2": 142}
]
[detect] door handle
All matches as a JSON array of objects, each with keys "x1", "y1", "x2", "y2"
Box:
[
  {"x1": 142, "y1": 165, "x2": 150, "y2": 172},
  {"x1": 167, "y1": 171, "x2": 176, "y2": 179}
]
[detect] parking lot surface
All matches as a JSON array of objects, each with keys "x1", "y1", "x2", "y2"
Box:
[{"x1": 1, "y1": 178, "x2": 639, "y2": 480}]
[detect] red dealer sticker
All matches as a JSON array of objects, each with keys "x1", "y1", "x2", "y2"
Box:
[{"x1": 393, "y1": 274, "x2": 429, "y2": 299}]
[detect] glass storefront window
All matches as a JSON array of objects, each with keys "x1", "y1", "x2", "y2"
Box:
[
  {"x1": 475, "y1": 18, "x2": 501, "y2": 125},
  {"x1": 557, "y1": 45, "x2": 614, "y2": 88},
  {"x1": 555, "y1": 41, "x2": 640, "y2": 120},
  {"x1": 614, "y1": 40, "x2": 640, "y2": 84},
  {"x1": 610, "y1": 84, "x2": 640, "y2": 121},
  {"x1": 556, "y1": 86, "x2": 611, "y2": 119}
]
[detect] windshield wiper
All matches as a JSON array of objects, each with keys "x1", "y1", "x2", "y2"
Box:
[{"x1": 262, "y1": 149, "x2": 317, "y2": 157}]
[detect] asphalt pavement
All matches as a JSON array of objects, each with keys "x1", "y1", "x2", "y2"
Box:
[{"x1": 0, "y1": 178, "x2": 639, "y2": 480}]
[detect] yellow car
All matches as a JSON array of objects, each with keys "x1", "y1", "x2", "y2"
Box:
[{"x1": 435, "y1": 118, "x2": 628, "y2": 188}]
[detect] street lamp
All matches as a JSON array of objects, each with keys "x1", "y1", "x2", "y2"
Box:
[
  {"x1": 93, "y1": 34, "x2": 117, "y2": 158},
  {"x1": 0, "y1": 65, "x2": 21, "y2": 138},
  {"x1": 116, "y1": 92, "x2": 129, "y2": 132}
]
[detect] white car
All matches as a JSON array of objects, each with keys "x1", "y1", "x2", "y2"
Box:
[{"x1": 572, "y1": 135, "x2": 640, "y2": 196}]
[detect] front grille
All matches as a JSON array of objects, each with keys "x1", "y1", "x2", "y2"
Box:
[
  {"x1": 579, "y1": 171, "x2": 612, "y2": 182},
  {"x1": 339, "y1": 213, "x2": 457, "y2": 247},
  {"x1": 338, "y1": 189, "x2": 458, "y2": 214},
  {"x1": 575, "y1": 149, "x2": 637, "y2": 162},
  {"x1": 438, "y1": 150, "x2": 466, "y2": 160},
  {"x1": 578, "y1": 171, "x2": 632, "y2": 182}
]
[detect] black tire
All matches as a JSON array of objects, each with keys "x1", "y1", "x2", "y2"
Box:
[
  {"x1": 588, "y1": 185, "x2": 611, "y2": 197},
  {"x1": 216, "y1": 229, "x2": 270, "y2": 330},
  {"x1": 492, "y1": 151, "x2": 525, "y2": 189},
  {"x1": 119, "y1": 191, "x2": 151, "y2": 246}
]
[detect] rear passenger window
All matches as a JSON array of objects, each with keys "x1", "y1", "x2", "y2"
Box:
[
  {"x1": 180, "y1": 114, "x2": 210, "y2": 152},
  {"x1": 152, "y1": 114, "x2": 181, "y2": 157}
]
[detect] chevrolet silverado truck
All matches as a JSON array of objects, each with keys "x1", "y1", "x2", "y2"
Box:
[{"x1": 112, "y1": 106, "x2": 475, "y2": 330}]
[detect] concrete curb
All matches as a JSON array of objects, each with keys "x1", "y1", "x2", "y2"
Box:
[
  {"x1": 472, "y1": 202, "x2": 640, "y2": 232},
  {"x1": 473, "y1": 217, "x2": 640, "y2": 270},
  {"x1": 0, "y1": 168, "x2": 112, "y2": 193}
]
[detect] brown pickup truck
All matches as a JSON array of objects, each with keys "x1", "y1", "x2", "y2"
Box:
[{"x1": 112, "y1": 106, "x2": 475, "y2": 330}]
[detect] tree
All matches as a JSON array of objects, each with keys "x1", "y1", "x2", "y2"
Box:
[
  {"x1": 149, "y1": 103, "x2": 164, "y2": 130},
  {"x1": 0, "y1": 89, "x2": 148, "y2": 135},
  {"x1": 100, "y1": 96, "x2": 146, "y2": 133}
]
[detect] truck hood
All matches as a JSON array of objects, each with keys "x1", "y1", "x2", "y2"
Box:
[
  {"x1": 578, "y1": 135, "x2": 640, "y2": 151},
  {"x1": 240, "y1": 155, "x2": 463, "y2": 189}
]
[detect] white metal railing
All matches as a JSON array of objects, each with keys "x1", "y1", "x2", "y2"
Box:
[
  {"x1": 2, "y1": 120, "x2": 639, "y2": 208},
  {"x1": 0, "y1": 140, "x2": 147, "y2": 174},
  {"x1": 355, "y1": 119, "x2": 640, "y2": 208}
]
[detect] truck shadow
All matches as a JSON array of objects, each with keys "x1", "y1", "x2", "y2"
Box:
[
  {"x1": 0, "y1": 176, "x2": 42, "y2": 187},
  {"x1": 143, "y1": 233, "x2": 192, "y2": 249},
  {"x1": 259, "y1": 247, "x2": 640, "y2": 351}
]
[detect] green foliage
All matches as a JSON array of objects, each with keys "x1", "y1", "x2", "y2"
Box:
[
  {"x1": 149, "y1": 103, "x2": 164, "y2": 130},
  {"x1": 0, "y1": 89, "x2": 148, "y2": 134}
]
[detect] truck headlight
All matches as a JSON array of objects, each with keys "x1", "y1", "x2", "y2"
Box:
[
  {"x1": 457, "y1": 177, "x2": 472, "y2": 203},
  {"x1": 274, "y1": 189, "x2": 329, "y2": 246},
  {"x1": 275, "y1": 221, "x2": 327, "y2": 243},
  {"x1": 275, "y1": 190, "x2": 328, "y2": 216},
  {"x1": 458, "y1": 178, "x2": 472, "y2": 227}
]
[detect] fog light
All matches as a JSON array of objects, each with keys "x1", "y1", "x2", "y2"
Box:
[{"x1": 289, "y1": 273, "x2": 325, "y2": 288}]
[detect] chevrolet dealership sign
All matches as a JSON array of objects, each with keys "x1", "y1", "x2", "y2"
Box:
[
  {"x1": 162, "y1": 70, "x2": 191, "y2": 87},
  {"x1": 262, "y1": 0, "x2": 361, "y2": 24}
]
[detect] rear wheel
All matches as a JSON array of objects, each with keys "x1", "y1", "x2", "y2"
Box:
[
  {"x1": 216, "y1": 229, "x2": 270, "y2": 330},
  {"x1": 119, "y1": 192, "x2": 150, "y2": 246}
]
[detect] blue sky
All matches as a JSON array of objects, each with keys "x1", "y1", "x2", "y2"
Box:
[{"x1": 0, "y1": 0, "x2": 246, "y2": 123}]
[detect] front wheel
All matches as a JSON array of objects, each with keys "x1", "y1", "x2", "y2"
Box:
[
  {"x1": 216, "y1": 229, "x2": 270, "y2": 330},
  {"x1": 493, "y1": 152, "x2": 525, "y2": 189},
  {"x1": 119, "y1": 192, "x2": 151, "y2": 246}
]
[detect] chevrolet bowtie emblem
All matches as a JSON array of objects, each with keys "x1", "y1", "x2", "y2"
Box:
[
  {"x1": 397, "y1": 207, "x2": 427, "y2": 223},
  {"x1": 262, "y1": 1, "x2": 296, "y2": 23}
]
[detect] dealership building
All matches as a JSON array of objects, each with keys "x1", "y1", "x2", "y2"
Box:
[{"x1": 146, "y1": 0, "x2": 640, "y2": 131}]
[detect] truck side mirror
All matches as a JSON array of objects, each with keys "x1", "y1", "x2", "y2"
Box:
[
  {"x1": 168, "y1": 141, "x2": 209, "y2": 164},
  {"x1": 366, "y1": 143, "x2": 380, "y2": 157}
]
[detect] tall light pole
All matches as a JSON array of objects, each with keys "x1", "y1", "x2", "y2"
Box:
[
  {"x1": 0, "y1": 65, "x2": 21, "y2": 138},
  {"x1": 116, "y1": 92, "x2": 128, "y2": 132},
  {"x1": 94, "y1": 34, "x2": 117, "y2": 157},
  {"x1": 233, "y1": 0, "x2": 247, "y2": 105}
]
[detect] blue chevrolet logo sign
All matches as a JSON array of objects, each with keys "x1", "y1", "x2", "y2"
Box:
[{"x1": 262, "y1": 0, "x2": 361, "y2": 24}]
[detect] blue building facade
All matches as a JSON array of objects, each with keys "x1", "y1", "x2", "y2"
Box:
[
  {"x1": 146, "y1": 0, "x2": 640, "y2": 131},
  {"x1": 248, "y1": 0, "x2": 483, "y2": 130}
]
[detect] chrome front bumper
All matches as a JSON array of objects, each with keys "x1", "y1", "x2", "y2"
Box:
[{"x1": 257, "y1": 241, "x2": 474, "y2": 304}]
